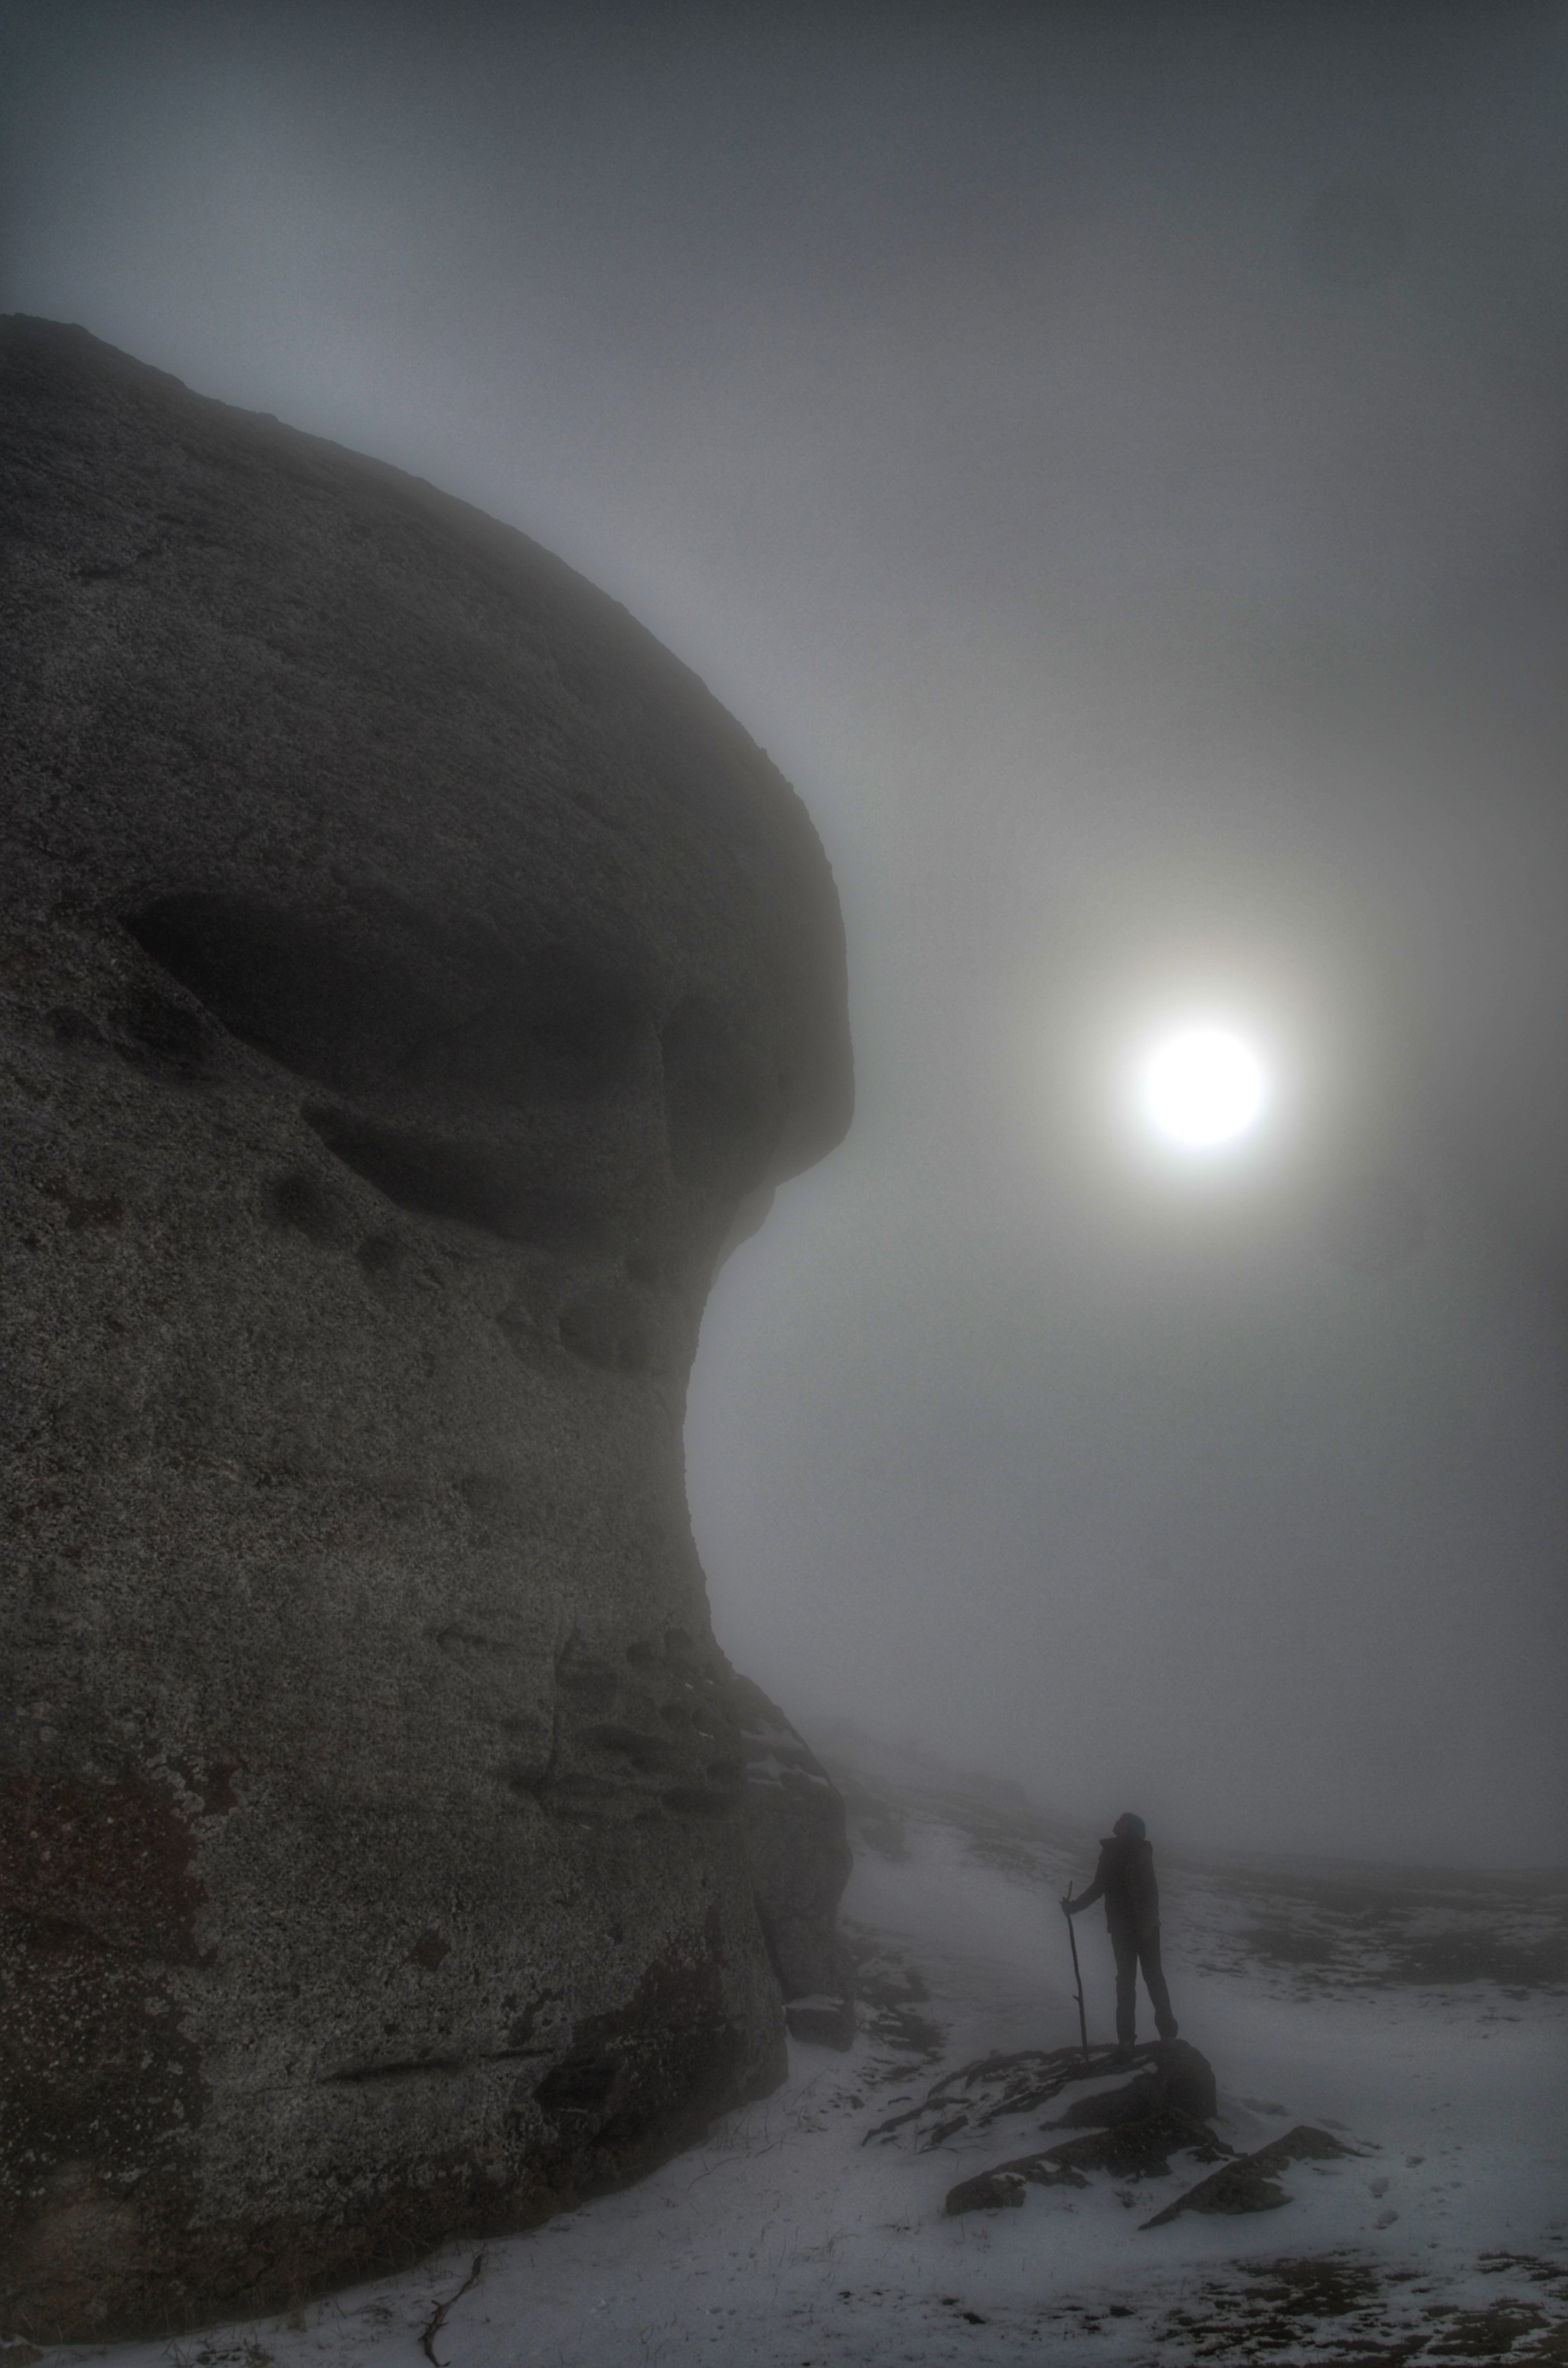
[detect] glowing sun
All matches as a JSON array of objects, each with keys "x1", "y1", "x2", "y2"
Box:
[{"x1": 1135, "y1": 1022, "x2": 1270, "y2": 1152}]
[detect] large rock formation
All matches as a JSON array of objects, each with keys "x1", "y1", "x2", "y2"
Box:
[{"x1": 0, "y1": 318, "x2": 851, "y2": 2340}]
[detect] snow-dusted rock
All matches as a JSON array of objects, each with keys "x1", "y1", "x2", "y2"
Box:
[
  {"x1": 944, "y1": 2108, "x2": 1230, "y2": 2215},
  {"x1": 0, "y1": 318, "x2": 851, "y2": 2339},
  {"x1": 733, "y1": 1676, "x2": 856, "y2": 2042},
  {"x1": 1054, "y1": 2039, "x2": 1218, "y2": 2128},
  {"x1": 868, "y1": 2037, "x2": 1217, "y2": 2153},
  {"x1": 1140, "y1": 2123, "x2": 1359, "y2": 2227}
]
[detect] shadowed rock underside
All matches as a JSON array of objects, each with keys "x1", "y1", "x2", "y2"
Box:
[{"x1": 733, "y1": 1676, "x2": 857, "y2": 2047}]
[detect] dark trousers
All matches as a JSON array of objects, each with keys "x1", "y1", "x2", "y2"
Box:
[{"x1": 1110, "y1": 1922, "x2": 1178, "y2": 2044}]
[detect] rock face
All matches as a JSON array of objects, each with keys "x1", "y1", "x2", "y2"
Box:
[
  {"x1": 0, "y1": 319, "x2": 851, "y2": 2340},
  {"x1": 733, "y1": 1678, "x2": 856, "y2": 2046}
]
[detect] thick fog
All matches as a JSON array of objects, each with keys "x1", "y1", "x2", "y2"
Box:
[{"x1": 5, "y1": 0, "x2": 1566, "y2": 1864}]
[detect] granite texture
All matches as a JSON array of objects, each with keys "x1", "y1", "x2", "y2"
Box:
[
  {"x1": 733, "y1": 1677, "x2": 856, "y2": 2047},
  {"x1": 0, "y1": 317, "x2": 851, "y2": 2339}
]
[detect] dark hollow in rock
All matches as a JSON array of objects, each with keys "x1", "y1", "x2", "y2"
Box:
[
  {"x1": 303, "y1": 1108, "x2": 616, "y2": 1252},
  {"x1": 0, "y1": 315, "x2": 851, "y2": 2341},
  {"x1": 129, "y1": 895, "x2": 652, "y2": 1112},
  {"x1": 783, "y1": 1997, "x2": 859, "y2": 2049},
  {"x1": 733, "y1": 1677, "x2": 856, "y2": 2046}
]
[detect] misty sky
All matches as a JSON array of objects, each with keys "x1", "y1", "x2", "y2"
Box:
[{"x1": 5, "y1": 0, "x2": 1567, "y2": 1863}]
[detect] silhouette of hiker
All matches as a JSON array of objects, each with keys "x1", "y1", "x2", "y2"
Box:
[{"x1": 1063, "y1": 1812, "x2": 1178, "y2": 2054}]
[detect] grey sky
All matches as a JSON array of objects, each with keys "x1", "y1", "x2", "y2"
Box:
[{"x1": 5, "y1": 0, "x2": 1566, "y2": 1861}]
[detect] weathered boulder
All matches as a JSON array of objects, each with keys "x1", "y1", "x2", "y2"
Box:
[
  {"x1": 867, "y1": 2037, "x2": 1217, "y2": 2153},
  {"x1": 1054, "y1": 2039, "x2": 1218, "y2": 2129},
  {"x1": 0, "y1": 319, "x2": 851, "y2": 2339},
  {"x1": 944, "y1": 2111, "x2": 1230, "y2": 2216},
  {"x1": 1140, "y1": 2124, "x2": 1359, "y2": 2228},
  {"x1": 733, "y1": 1676, "x2": 856, "y2": 2046}
]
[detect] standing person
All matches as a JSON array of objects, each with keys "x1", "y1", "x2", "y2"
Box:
[{"x1": 1063, "y1": 1813, "x2": 1178, "y2": 2056}]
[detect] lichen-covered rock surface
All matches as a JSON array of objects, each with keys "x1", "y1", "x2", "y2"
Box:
[{"x1": 0, "y1": 316, "x2": 851, "y2": 2340}]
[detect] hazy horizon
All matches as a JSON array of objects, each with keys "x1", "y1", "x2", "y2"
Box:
[{"x1": 5, "y1": 0, "x2": 1566, "y2": 1866}]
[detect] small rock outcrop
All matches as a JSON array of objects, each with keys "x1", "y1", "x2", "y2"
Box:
[
  {"x1": 874, "y1": 2040, "x2": 1226, "y2": 2219},
  {"x1": 926, "y1": 2043, "x2": 1357, "y2": 2230},
  {"x1": 1140, "y1": 2124, "x2": 1359, "y2": 2228},
  {"x1": 867, "y1": 2037, "x2": 1216, "y2": 2153},
  {"x1": 1054, "y1": 2038, "x2": 1218, "y2": 2128},
  {"x1": 945, "y1": 2108, "x2": 1230, "y2": 2215},
  {"x1": 0, "y1": 319, "x2": 851, "y2": 2340},
  {"x1": 733, "y1": 1677, "x2": 856, "y2": 2048}
]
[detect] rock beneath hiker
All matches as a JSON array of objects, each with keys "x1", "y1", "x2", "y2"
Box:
[
  {"x1": 0, "y1": 318, "x2": 852, "y2": 2341},
  {"x1": 1154, "y1": 2037, "x2": 1218, "y2": 2123},
  {"x1": 733, "y1": 1676, "x2": 856, "y2": 2047},
  {"x1": 1057, "y1": 2075, "x2": 1168, "y2": 2129},
  {"x1": 1141, "y1": 2126, "x2": 1360, "y2": 2229},
  {"x1": 867, "y1": 2036, "x2": 1217, "y2": 2152}
]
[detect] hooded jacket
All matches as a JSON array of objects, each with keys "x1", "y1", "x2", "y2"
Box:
[{"x1": 1073, "y1": 1833, "x2": 1159, "y2": 1941}]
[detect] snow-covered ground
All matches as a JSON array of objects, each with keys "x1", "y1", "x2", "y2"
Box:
[{"x1": 49, "y1": 1742, "x2": 1568, "y2": 2367}]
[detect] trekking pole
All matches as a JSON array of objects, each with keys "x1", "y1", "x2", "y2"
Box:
[{"x1": 1062, "y1": 1883, "x2": 1089, "y2": 2058}]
